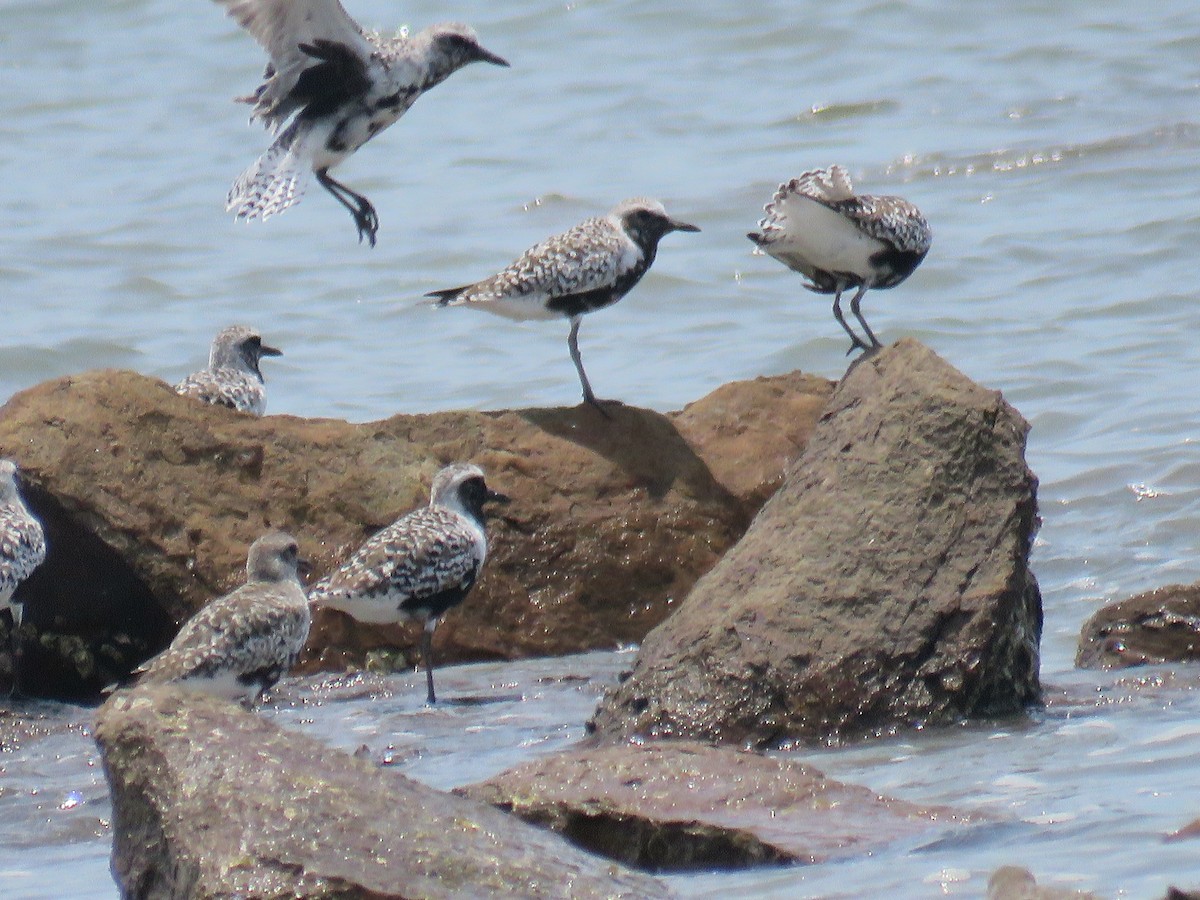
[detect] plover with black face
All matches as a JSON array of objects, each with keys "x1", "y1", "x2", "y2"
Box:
[
  {"x1": 0, "y1": 459, "x2": 46, "y2": 629},
  {"x1": 748, "y1": 166, "x2": 932, "y2": 353},
  {"x1": 309, "y1": 463, "x2": 508, "y2": 704},
  {"x1": 429, "y1": 198, "x2": 700, "y2": 414},
  {"x1": 135, "y1": 531, "x2": 310, "y2": 704},
  {"x1": 213, "y1": 0, "x2": 509, "y2": 246},
  {"x1": 175, "y1": 325, "x2": 282, "y2": 416}
]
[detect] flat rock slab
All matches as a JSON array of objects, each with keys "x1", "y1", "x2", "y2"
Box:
[
  {"x1": 0, "y1": 368, "x2": 830, "y2": 698},
  {"x1": 589, "y1": 340, "x2": 1043, "y2": 748},
  {"x1": 460, "y1": 740, "x2": 969, "y2": 872},
  {"x1": 1077, "y1": 583, "x2": 1200, "y2": 669},
  {"x1": 95, "y1": 687, "x2": 669, "y2": 899}
]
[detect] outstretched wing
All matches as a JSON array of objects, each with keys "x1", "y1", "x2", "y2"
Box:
[{"x1": 214, "y1": 0, "x2": 375, "y2": 127}]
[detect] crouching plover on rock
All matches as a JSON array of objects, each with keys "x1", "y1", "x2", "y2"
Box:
[
  {"x1": 175, "y1": 325, "x2": 282, "y2": 416},
  {"x1": 748, "y1": 166, "x2": 932, "y2": 354},
  {"x1": 429, "y1": 198, "x2": 700, "y2": 414},
  {"x1": 0, "y1": 460, "x2": 46, "y2": 629},
  {"x1": 309, "y1": 463, "x2": 508, "y2": 704},
  {"x1": 213, "y1": 0, "x2": 509, "y2": 246},
  {"x1": 135, "y1": 531, "x2": 310, "y2": 704}
]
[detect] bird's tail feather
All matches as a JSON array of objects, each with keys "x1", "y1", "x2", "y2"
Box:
[{"x1": 227, "y1": 124, "x2": 311, "y2": 222}]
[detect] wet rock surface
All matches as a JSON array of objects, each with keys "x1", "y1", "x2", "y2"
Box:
[
  {"x1": 95, "y1": 686, "x2": 669, "y2": 899},
  {"x1": 1077, "y1": 583, "x2": 1200, "y2": 669},
  {"x1": 459, "y1": 739, "x2": 968, "y2": 871},
  {"x1": 589, "y1": 340, "x2": 1043, "y2": 748},
  {"x1": 986, "y1": 866, "x2": 1098, "y2": 899},
  {"x1": 0, "y1": 368, "x2": 831, "y2": 698}
]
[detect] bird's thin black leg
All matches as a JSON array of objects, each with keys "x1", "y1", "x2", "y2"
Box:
[
  {"x1": 421, "y1": 624, "x2": 437, "y2": 704},
  {"x1": 848, "y1": 284, "x2": 882, "y2": 349},
  {"x1": 568, "y1": 316, "x2": 610, "y2": 418},
  {"x1": 832, "y1": 284, "x2": 870, "y2": 355},
  {"x1": 316, "y1": 168, "x2": 379, "y2": 247}
]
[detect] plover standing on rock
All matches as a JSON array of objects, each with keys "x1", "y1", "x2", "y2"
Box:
[
  {"x1": 212, "y1": 0, "x2": 509, "y2": 246},
  {"x1": 748, "y1": 166, "x2": 932, "y2": 353},
  {"x1": 135, "y1": 531, "x2": 310, "y2": 704},
  {"x1": 309, "y1": 463, "x2": 508, "y2": 704},
  {"x1": 175, "y1": 325, "x2": 282, "y2": 416},
  {"x1": 0, "y1": 459, "x2": 46, "y2": 630},
  {"x1": 430, "y1": 198, "x2": 700, "y2": 414}
]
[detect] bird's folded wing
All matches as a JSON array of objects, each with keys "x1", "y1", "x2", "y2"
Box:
[
  {"x1": 0, "y1": 509, "x2": 45, "y2": 588},
  {"x1": 468, "y1": 220, "x2": 626, "y2": 303}
]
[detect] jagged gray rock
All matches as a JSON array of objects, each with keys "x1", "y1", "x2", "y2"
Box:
[
  {"x1": 588, "y1": 339, "x2": 1042, "y2": 747},
  {"x1": 95, "y1": 686, "x2": 669, "y2": 899}
]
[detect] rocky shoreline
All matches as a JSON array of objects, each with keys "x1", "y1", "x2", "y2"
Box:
[{"x1": 5, "y1": 340, "x2": 1199, "y2": 896}]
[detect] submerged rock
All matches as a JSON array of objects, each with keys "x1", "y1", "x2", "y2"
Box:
[
  {"x1": 459, "y1": 740, "x2": 968, "y2": 871},
  {"x1": 1077, "y1": 583, "x2": 1200, "y2": 669},
  {"x1": 0, "y1": 368, "x2": 830, "y2": 698},
  {"x1": 986, "y1": 865, "x2": 1098, "y2": 899},
  {"x1": 589, "y1": 340, "x2": 1042, "y2": 748},
  {"x1": 95, "y1": 686, "x2": 669, "y2": 899}
]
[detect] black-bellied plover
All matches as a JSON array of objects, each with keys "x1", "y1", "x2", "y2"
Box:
[
  {"x1": 213, "y1": 0, "x2": 509, "y2": 246},
  {"x1": 135, "y1": 531, "x2": 310, "y2": 704},
  {"x1": 747, "y1": 166, "x2": 932, "y2": 353},
  {"x1": 429, "y1": 198, "x2": 700, "y2": 414},
  {"x1": 175, "y1": 325, "x2": 282, "y2": 416},
  {"x1": 309, "y1": 463, "x2": 508, "y2": 704},
  {"x1": 0, "y1": 459, "x2": 46, "y2": 629}
]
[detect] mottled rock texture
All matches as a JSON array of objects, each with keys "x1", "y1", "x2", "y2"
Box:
[
  {"x1": 460, "y1": 740, "x2": 966, "y2": 871},
  {"x1": 95, "y1": 686, "x2": 669, "y2": 899},
  {"x1": 0, "y1": 368, "x2": 830, "y2": 699},
  {"x1": 1077, "y1": 583, "x2": 1200, "y2": 669},
  {"x1": 589, "y1": 340, "x2": 1042, "y2": 748}
]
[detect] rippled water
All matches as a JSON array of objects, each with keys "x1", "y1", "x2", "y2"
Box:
[{"x1": 4, "y1": 0, "x2": 1200, "y2": 896}]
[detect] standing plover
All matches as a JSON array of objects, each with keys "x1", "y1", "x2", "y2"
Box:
[
  {"x1": 429, "y1": 198, "x2": 700, "y2": 414},
  {"x1": 748, "y1": 166, "x2": 932, "y2": 353},
  {"x1": 175, "y1": 325, "x2": 282, "y2": 416},
  {"x1": 0, "y1": 460, "x2": 46, "y2": 629},
  {"x1": 309, "y1": 463, "x2": 508, "y2": 704},
  {"x1": 213, "y1": 0, "x2": 509, "y2": 246},
  {"x1": 135, "y1": 531, "x2": 310, "y2": 704}
]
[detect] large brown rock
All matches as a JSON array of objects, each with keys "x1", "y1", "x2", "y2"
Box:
[
  {"x1": 1077, "y1": 583, "x2": 1200, "y2": 669},
  {"x1": 95, "y1": 687, "x2": 669, "y2": 899},
  {"x1": 459, "y1": 740, "x2": 967, "y2": 871},
  {"x1": 0, "y1": 368, "x2": 831, "y2": 698},
  {"x1": 588, "y1": 340, "x2": 1042, "y2": 748}
]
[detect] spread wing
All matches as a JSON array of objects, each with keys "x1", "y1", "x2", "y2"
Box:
[{"x1": 214, "y1": 0, "x2": 376, "y2": 127}]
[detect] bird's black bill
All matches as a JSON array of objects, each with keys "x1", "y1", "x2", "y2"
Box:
[
  {"x1": 297, "y1": 558, "x2": 314, "y2": 580},
  {"x1": 669, "y1": 218, "x2": 701, "y2": 233},
  {"x1": 485, "y1": 489, "x2": 511, "y2": 506},
  {"x1": 260, "y1": 344, "x2": 283, "y2": 357},
  {"x1": 477, "y1": 48, "x2": 510, "y2": 67}
]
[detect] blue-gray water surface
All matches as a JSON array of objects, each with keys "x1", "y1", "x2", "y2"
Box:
[{"x1": 3, "y1": 0, "x2": 1200, "y2": 896}]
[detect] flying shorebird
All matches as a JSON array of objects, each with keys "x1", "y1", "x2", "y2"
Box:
[
  {"x1": 747, "y1": 165, "x2": 932, "y2": 353},
  {"x1": 429, "y1": 198, "x2": 700, "y2": 414},
  {"x1": 0, "y1": 459, "x2": 46, "y2": 630},
  {"x1": 175, "y1": 324, "x2": 282, "y2": 416},
  {"x1": 212, "y1": 0, "x2": 509, "y2": 246},
  {"x1": 308, "y1": 463, "x2": 508, "y2": 704},
  {"x1": 135, "y1": 531, "x2": 311, "y2": 704}
]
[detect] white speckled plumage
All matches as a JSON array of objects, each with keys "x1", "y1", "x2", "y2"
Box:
[
  {"x1": 136, "y1": 531, "x2": 310, "y2": 704},
  {"x1": 309, "y1": 463, "x2": 507, "y2": 702},
  {"x1": 175, "y1": 325, "x2": 281, "y2": 416},
  {"x1": 748, "y1": 165, "x2": 932, "y2": 352},
  {"x1": 430, "y1": 198, "x2": 700, "y2": 411},
  {"x1": 214, "y1": 0, "x2": 508, "y2": 245},
  {"x1": 0, "y1": 460, "x2": 46, "y2": 628}
]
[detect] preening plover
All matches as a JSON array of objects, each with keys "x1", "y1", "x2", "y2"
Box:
[
  {"x1": 309, "y1": 463, "x2": 508, "y2": 704},
  {"x1": 429, "y1": 198, "x2": 700, "y2": 414},
  {"x1": 175, "y1": 325, "x2": 282, "y2": 416},
  {"x1": 0, "y1": 460, "x2": 46, "y2": 629},
  {"x1": 213, "y1": 0, "x2": 509, "y2": 246},
  {"x1": 135, "y1": 531, "x2": 310, "y2": 704},
  {"x1": 748, "y1": 166, "x2": 931, "y2": 353}
]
